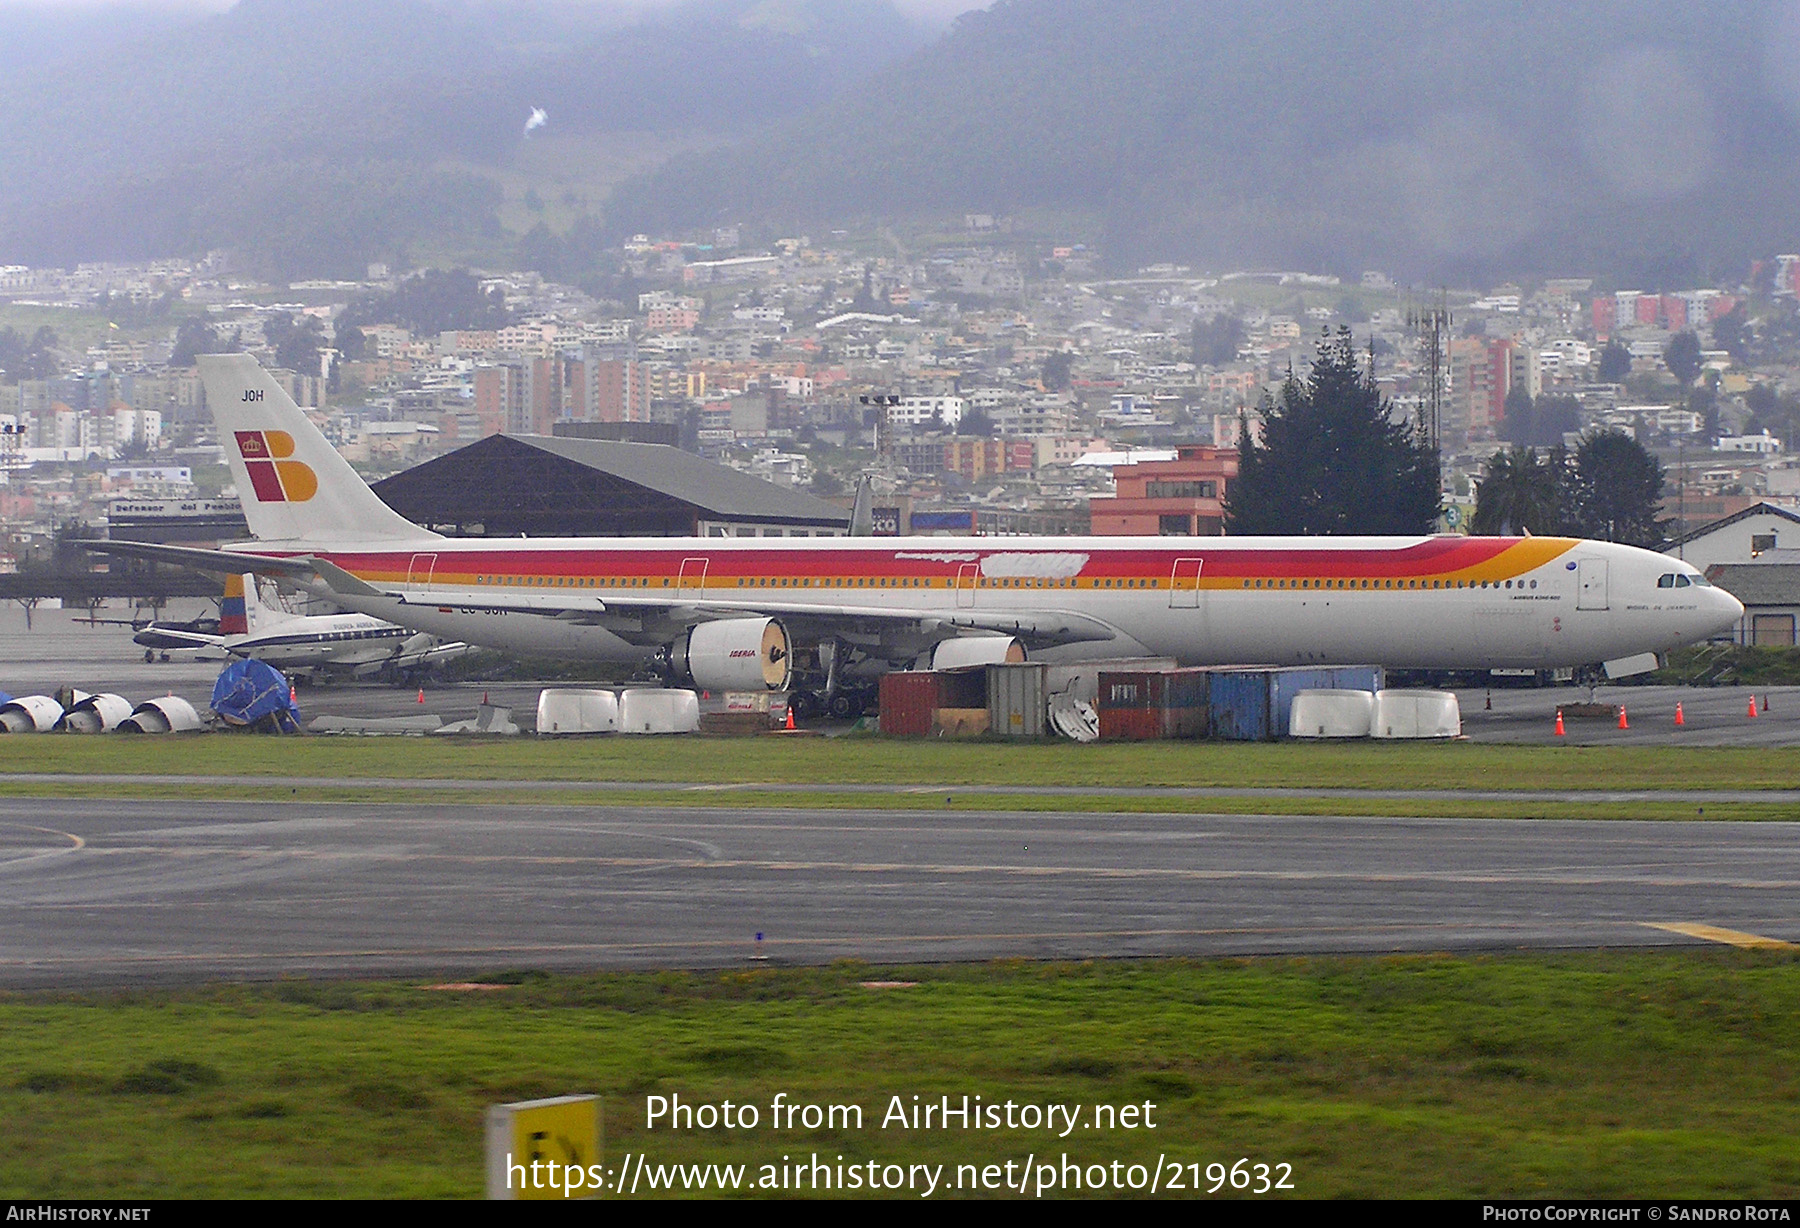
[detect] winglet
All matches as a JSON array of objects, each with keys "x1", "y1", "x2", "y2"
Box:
[{"x1": 849, "y1": 473, "x2": 874, "y2": 536}]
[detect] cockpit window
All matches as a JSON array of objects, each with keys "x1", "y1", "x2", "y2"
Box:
[
  {"x1": 1690, "y1": 574, "x2": 1711, "y2": 586},
  {"x1": 1657, "y1": 574, "x2": 1675, "y2": 588},
  {"x1": 1658, "y1": 573, "x2": 1700, "y2": 588}
]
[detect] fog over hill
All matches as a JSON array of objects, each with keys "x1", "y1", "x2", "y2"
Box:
[
  {"x1": 614, "y1": 0, "x2": 1800, "y2": 284},
  {"x1": 0, "y1": 0, "x2": 929, "y2": 276},
  {"x1": 4, "y1": 0, "x2": 1799, "y2": 282}
]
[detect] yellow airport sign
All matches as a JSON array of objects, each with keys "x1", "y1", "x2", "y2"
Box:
[{"x1": 485, "y1": 1094, "x2": 602, "y2": 1200}]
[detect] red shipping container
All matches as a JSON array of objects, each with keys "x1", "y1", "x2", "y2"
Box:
[{"x1": 879, "y1": 671, "x2": 943, "y2": 737}]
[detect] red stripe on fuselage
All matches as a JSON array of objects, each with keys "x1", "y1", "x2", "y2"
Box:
[{"x1": 307, "y1": 538, "x2": 1538, "y2": 584}]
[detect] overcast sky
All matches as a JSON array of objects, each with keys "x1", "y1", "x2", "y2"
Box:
[{"x1": 0, "y1": 0, "x2": 990, "y2": 19}]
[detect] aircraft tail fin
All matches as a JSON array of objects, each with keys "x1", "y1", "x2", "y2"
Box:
[
  {"x1": 219, "y1": 574, "x2": 250, "y2": 635},
  {"x1": 196, "y1": 354, "x2": 435, "y2": 545}
]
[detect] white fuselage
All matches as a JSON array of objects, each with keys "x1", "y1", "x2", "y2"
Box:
[{"x1": 234, "y1": 533, "x2": 1741, "y2": 671}]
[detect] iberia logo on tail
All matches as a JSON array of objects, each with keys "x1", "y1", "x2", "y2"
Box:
[{"x1": 234, "y1": 430, "x2": 318, "y2": 502}]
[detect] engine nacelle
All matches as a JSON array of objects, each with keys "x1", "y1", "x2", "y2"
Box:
[
  {"x1": 0, "y1": 695, "x2": 65, "y2": 733},
  {"x1": 675, "y1": 617, "x2": 792, "y2": 691},
  {"x1": 930, "y1": 636, "x2": 1026, "y2": 671}
]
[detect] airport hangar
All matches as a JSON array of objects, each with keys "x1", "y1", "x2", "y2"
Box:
[{"x1": 368, "y1": 428, "x2": 851, "y2": 539}]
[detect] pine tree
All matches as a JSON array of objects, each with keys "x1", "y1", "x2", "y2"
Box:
[
  {"x1": 1571, "y1": 430, "x2": 1665, "y2": 547},
  {"x1": 1223, "y1": 328, "x2": 1440, "y2": 535}
]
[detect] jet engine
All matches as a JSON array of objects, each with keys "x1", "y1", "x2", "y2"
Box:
[
  {"x1": 930, "y1": 636, "x2": 1025, "y2": 670},
  {"x1": 673, "y1": 617, "x2": 792, "y2": 691}
]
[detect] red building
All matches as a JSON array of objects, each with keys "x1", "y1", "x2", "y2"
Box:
[{"x1": 1088, "y1": 446, "x2": 1238, "y2": 535}]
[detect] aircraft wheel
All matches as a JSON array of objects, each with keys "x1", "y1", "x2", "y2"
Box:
[
  {"x1": 828, "y1": 692, "x2": 864, "y2": 720},
  {"x1": 144, "y1": 650, "x2": 154, "y2": 664}
]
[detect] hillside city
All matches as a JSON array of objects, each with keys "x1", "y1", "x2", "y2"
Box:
[{"x1": 3, "y1": 223, "x2": 1800, "y2": 569}]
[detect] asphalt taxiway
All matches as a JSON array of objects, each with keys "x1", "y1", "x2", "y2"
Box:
[{"x1": 2, "y1": 798, "x2": 1794, "y2": 988}]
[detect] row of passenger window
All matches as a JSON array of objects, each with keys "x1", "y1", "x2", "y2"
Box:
[{"x1": 1240, "y1": 577, "x2": 1541, "y2": 590}]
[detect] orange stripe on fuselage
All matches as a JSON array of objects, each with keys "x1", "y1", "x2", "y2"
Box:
[{"x1": 312, "y1": 538, "x2": 1579, "y2": 592}]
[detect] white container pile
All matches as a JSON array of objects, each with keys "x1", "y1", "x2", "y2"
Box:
[
  {"x1": 1288, "y1": 689, "x2": 1461, "y2": 740},
  {"x1": 617, "y1": 688, "x2": 700, "y2": 735},
  {"x1": 536, "y1": 689, "x2": 621, "y2": 735}
]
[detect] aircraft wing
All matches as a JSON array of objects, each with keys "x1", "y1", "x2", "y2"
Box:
[
  {"x1": 133, "y1": 626, "x2": 226, "y2": 651},
  {"x1": 82, "y1": 539, "x2": 320, "y2": 580},
  {"x1": 397, "y1": 586, "x2": 1121, "y2": 649}
]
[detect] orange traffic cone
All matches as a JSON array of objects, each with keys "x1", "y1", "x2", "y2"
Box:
[
  {"x1": 1749, "y1": 695, "x2": 1759, "y2": 719},
  {"x1": 1617, "y1": 705, "x2": 1629, "y2": 730},
  {"x1": 289, "y1": 683, "x2": 297, "y2": 703},
  {"x1": 1554, "y1": 709, "x2": 1565, "y2": 737},
  {"x1": 785, "y1": 703, "x2": 796, "y2": 730},
  {"x1": 1674, "y1": 702, "x2": 1685, "y2": 727},
  {"x1": 417, "y1": 687, "x2": 426, "y2": 704}
]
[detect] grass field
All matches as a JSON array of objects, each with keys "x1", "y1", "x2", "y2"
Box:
[
  {"x1": 3, "y1": 954, "x2": 1796, "y2": 1199},
  {"x1": 6, "y1": 736, "x2": 1800, "y2": 793}
]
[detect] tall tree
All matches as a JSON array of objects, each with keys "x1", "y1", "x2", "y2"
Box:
[
  {"x1": 1041, "y1": 350, "x2": 1073, "y2": 391},
  {"x1": 1471, "y1": 446, "x2": 1563, "y2": 535},
  {"x1": 1223, "y1": 328, "x2": 1440, "y2": 535},
  {"x1": 1499, "y1": 383, "x2": 1535, "y2": 446},
  {"x1": 1596, "y1": 339, "x2": 1633, "y2": 383},
  {"x1": 956, "y1": 407, "x2": 995, "y2": 436},
  {"x1": 1663, "y1": 329, "x2": 1703, "y2": 384},
  {"x1": 1191, "y1": 314, "x2": 1246, "y2": 366},
  {"x1": 1712, "y1": 303, "x2": 1751, "y2": 362},
  {"x1": 1570, "y1": 430, "x2": 1665, "y2": 547},
  {"x1": 1533, "y1": 395, "x2": 1582, "y2": 446},
  {"x1": 168, "y1": 317, "x2": 216, "y2": 368},
  {"x1": 264, "y1": 312, "x2": 325, "y2": 374}
]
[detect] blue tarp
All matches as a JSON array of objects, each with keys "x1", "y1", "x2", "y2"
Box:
[
  {"x1": 210, "y1": 660, "x2": 301, "y2": 732},
  {"x1": 0, "y1": 691, "x2": 10, "y2": 708}
]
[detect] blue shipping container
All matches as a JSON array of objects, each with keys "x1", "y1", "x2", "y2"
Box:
[
  {"x1": 1268, "y1": 666, "x2": 1384, "y2": 738},
  {"x1": 1207, "y1": 669, "x2": 1272, "y2": 742},
  {"x1": 1206, "y1": 665, "x2": 1385, "y2": 741}
]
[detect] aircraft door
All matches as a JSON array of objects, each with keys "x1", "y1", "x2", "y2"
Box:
[
  {"x1": 1576, "y1": 558, "x2": 1608, "y2": 610},
  {"x1": 1169, "y1": 557, "x2": 1203, "y2": 608},
  {"x1": 677, "y1": 557, "x2": 709, "y2": 600},
  {"x1": 955, "y1": 563, "x2": 979, "y2": 608},
  {"x1": 407, "y1": 553, "x2": 437, "y2": 589}
]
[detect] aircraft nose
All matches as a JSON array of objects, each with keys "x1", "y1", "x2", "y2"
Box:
[{"x1": 1709, "y1": 585, "x2": 1745, "y2": 636}]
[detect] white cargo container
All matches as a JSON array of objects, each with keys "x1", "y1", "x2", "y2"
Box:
[
  {"x1": 618, "y1": 688, "x2": 700, "y2": 735},
  {"x1": 1371, "y1": 690, "x2": 1461, "y2": 739},
  {"x1": 536, "y1": 689, "x2": 620, "y2": 735},
  {"x1": 1287, "y1": 689, "x2": 1376, "y2": 739}
]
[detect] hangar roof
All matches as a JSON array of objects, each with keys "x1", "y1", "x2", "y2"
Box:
[
  {"x1": 371, "y1": 434, "x2": 847, "y2": 537},
  {"x1": 1707, "y1": 562, "x2": 1800, "y2": 607}
]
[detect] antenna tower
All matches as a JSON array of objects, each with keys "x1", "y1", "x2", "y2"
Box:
[{"x1": 1406, "y1": 289, "x2": 1450, "y2": 453}]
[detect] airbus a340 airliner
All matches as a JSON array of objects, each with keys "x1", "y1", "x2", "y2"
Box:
[{"x1": 92, "y1": 355, "x2": 1740, "y2": 709}]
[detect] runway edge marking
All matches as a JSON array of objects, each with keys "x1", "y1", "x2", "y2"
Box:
[{"x1": 1642, "y1": 921, "x2": 1796, "y2": 950}]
